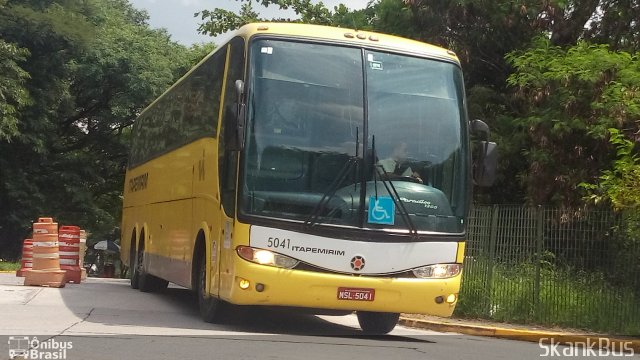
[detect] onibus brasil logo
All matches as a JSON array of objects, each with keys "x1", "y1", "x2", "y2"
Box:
[{"x1": 8, "y1": 336, "x2": 72, "y2": 359}]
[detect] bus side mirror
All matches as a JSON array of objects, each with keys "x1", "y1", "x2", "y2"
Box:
[
  {"x1": 470, "y1": 119, "x2": 498, "y2": 187},
  {"x1": 470, "y1": 119, "x2": 490, "y2": 140},
  {"x1": 474, "y1": 141, "x2": 498, "y2": 187},
  {"x1": 234, "y1": 80, "x2": 246, "y2": 150}
]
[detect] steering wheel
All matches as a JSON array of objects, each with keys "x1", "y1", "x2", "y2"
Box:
[
  {"x1": 405, "y1": 158, "x2": 432, "y2": 171},
  {"x1": 385, "y1": 173, "x2": 423, "y2": 184}
]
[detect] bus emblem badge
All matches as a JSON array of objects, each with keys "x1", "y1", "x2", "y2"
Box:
[{"x1": 350, "y1": 256, "x2": 366, "y2": 271}]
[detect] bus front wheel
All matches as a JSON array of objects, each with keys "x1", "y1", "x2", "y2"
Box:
[
  {"x1": 198, "y1": 252, "x2": 223, "y2": 322},
  {"x1": 356, "y1": 311, "x2": 400, "y2": 334}
]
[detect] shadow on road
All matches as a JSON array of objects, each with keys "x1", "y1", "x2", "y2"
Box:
[{"x1": 55, "y1": 277, "x2": 433, "y2": 343}]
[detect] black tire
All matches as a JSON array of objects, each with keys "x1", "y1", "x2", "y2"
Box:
[
  {"x1": 130, "y1": 239, "x2": 139, "y2": 289},
  {"x1": 139, "y1": 272, "x2": 169, "y2": 292},
  {"x1": 135, "y1": 239, "x2": 168, "y2": 293},
  {"x1": 198, "y1": 251, "x2": 223, "y2": 322},
  {"x1": 356, "y1": 311, "x2": 400, "y2": 334}
]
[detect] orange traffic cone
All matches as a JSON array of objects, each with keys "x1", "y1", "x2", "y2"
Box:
[
  {"x1": 59, "y1": 225, "x2": 82, "y2": 284},
  {"x1": 16, "y1": 239, "x2": 33, "y2": 277},
  {"x1": 24, "y1": 217, "x2": 66, "y2": 287}
]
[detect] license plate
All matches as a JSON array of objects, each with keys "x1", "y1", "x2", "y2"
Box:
[{"x1": 337, "y1": 287, "x2": 375, "y2": 301}]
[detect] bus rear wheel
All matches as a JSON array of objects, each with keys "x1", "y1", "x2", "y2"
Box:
[
  {"x1": 135, "y1": 239, "x2": 168, "y2": 292},
  {"x1": 198, "y1": 251, "x2": 223, "y2": 322},
  {"x1": 139, "y1": 270, "x2": 169, "y2": 292},
  {"x1": 356, "y1": 311, "x2": 400, "y2": 334},
  {"x1": 130, "y1": 240, "x2": 139, "y2": 289}
]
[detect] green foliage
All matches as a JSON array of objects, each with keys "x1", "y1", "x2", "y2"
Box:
[
  {"x1": 198, "y1": 0, "x2": 640, "y2": 208},
  {"x1": 0, "y1": 38, "x2": 31, "y2": 142},
  {"x1": 0, "y1": 0, "x2": 198, "y2": 258},
  {"x1": 186, "y1": 42, "x2": 218, "y2": 67},
  {"x1": 0, "y1": 260, "x2": 20, "y2": 271},
  {"x1": 256, "y1": 0, "x2": 334, "y2": 24},
  {"x1": 398, "y1": 1, "x2": 640, "y2": 207},
  {"x1": 584, "y1": 0, "x2": 640, "y2": 52},
  {"x1": 457, "y1": 258, "x2": 640, "y2": 334},
  {"x1": 197, "y1": 2, "x2": 260, "y2": 37},
  {"x1": 196, "y1": 0, "x2": 375, "y2": 37},
  {"x1": 1, "y1": 0, "x2": 638, "y2": 263},
  {"x1": 330, "y1": 3, "x2": 374, "y2": 30},
  {"x1": 506, "y1": 39, "x2": 640, "y2": 205},
  {"x1": 581, "y1": 129, "x2": 640, "y2": 209}
]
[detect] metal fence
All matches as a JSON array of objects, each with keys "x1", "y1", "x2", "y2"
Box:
[{"x1": 456, "y1": 205, "x2": 640, "y2": 335}]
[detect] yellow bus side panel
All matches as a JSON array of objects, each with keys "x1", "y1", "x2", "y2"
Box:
[
  {"x1": 192, "y1": 137, "x2": 223, "y2": 294},
  {"x1": 121, "y1": 137, "x2": 222, "y2": 288}
]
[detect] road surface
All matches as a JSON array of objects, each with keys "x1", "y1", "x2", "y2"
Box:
[{"x1": 0, "y1": 273, "x2": 630, "y2": 360}]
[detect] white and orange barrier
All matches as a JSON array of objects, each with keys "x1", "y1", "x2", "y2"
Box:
[
  {"x1": 24, "y1": 217, "x2": 66, "y2": 287},
  {"x1": 79, "y1": 229, "x2": 87, "y2": 280},
  {"x1": 59, "y1": 225, "x2": 82, "y2": 283},
  {"x1": 16, "y1": 239, "x2": 33, "y2": 277}
]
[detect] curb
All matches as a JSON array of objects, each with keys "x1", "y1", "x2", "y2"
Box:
[
  {"x1": 0, "y1": 271, "x2": 18, "y2": 273},
  {"x1": 399, "y1": 317, "x2": 640, "y2": 352}
]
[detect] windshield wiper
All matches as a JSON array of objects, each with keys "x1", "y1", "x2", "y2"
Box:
[
  {"x1": 304, "y1": 128, "x2": 360, "y2": 228},
  {"x1": 304, "y1": 156, "x2": 358, "y2": 228},
  {"x1": 370, "y1": 135, "x2": 418, "y2": 238}
]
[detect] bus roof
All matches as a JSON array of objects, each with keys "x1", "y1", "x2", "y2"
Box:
[
  {"x1": 226, "y1": 22, "x2": 459, "y2": 63},
  {"x1": 135, "y1": 22, "x2": 459, "y2": 130}
]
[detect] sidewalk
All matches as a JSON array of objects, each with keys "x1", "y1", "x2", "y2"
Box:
[{"x1": 399, "y1": 314, "x2": 640, "y2": 352}]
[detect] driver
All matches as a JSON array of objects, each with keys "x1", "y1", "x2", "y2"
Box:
[{"x1": 377, "y1": 142, "x2": 423, "y2": 183}]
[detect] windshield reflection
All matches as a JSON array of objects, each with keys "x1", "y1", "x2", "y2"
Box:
[{"x1": 241, "y1": 39, "x2": 468, "y2": 234}]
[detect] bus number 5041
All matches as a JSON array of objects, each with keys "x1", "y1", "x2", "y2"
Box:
[{"x1": 267, "y1": 237, "x2": 291, "y2": 249}]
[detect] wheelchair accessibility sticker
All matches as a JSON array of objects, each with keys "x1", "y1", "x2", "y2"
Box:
[{"x1": 368, "y1": 196, "x2": 395, "y2": 225}]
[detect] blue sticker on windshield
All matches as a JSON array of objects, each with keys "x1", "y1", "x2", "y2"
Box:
[{"x1": 368, "y1": 196, "x2": 395, "y2": 225}]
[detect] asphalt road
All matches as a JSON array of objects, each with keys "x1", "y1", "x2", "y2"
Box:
[{"x1": 0, "y1": 273, "x2": 627, "y2": 360}]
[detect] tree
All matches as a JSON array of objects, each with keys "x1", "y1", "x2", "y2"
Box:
[
  {"x1": 0, "y1": 38, "x2": 30, "y2": 142},
  {"x1": 196, "y1": 0, "x2": 640, "y2": 208},
  {"x1": 506, "y1": 39, "x2": 640, "y2": 205},
  {"x1": 197, "y1": 2, "x2": 261, "y2": 37},
  {"x1": 0, "y1": 0, "x2": 30, "y2": 142},
  {"x1": 196, "y1": 0, "x2": 375, "y2": 37},
  {"x1": 0, "y1": 0, "x2": 198, "y2": 258},
  {"x1": 584, "y1": 0, "x2": 640, "y2": 52},
  {"x1": 400, "y1": 1, "x2": 640, "y2": 205},
  {"x1": 582, "y1": 129, "x2": 640, "y2": 210}
]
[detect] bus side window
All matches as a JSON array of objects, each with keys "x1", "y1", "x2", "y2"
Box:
[{"x1": 219, "y1": 37, "x2": 245, "y2": 216}]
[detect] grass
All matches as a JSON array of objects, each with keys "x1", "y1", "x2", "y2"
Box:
[
  {"x1": 0, "y1": 260, "x2": 20, "y2": 271},
  {"x1": 455, "y1": 258, "x2": 640, "y2": 336}
]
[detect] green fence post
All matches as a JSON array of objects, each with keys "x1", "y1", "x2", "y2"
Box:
[
  {"x1": 534, "y1": 206, "x2": 543, "y2": 322},
  {"x1": 486, "y1": 205, "x2": 499, "y2": 317}
]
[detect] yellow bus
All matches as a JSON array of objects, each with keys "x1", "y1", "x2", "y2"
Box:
[{"x1": 121, "y1": 22, "x2": 496, "y2": 334}]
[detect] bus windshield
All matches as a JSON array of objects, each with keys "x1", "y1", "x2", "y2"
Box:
[{"x1": 241, "y1": 39, "x2": 469, "y2": 234}]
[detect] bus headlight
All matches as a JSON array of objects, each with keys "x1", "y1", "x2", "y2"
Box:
[
  {"x1": 236, "y1": 246, "x2": 299, "y2": 269},
  {"x1": 412, "y1": 264, "x2": 461, "y2": 279}
]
